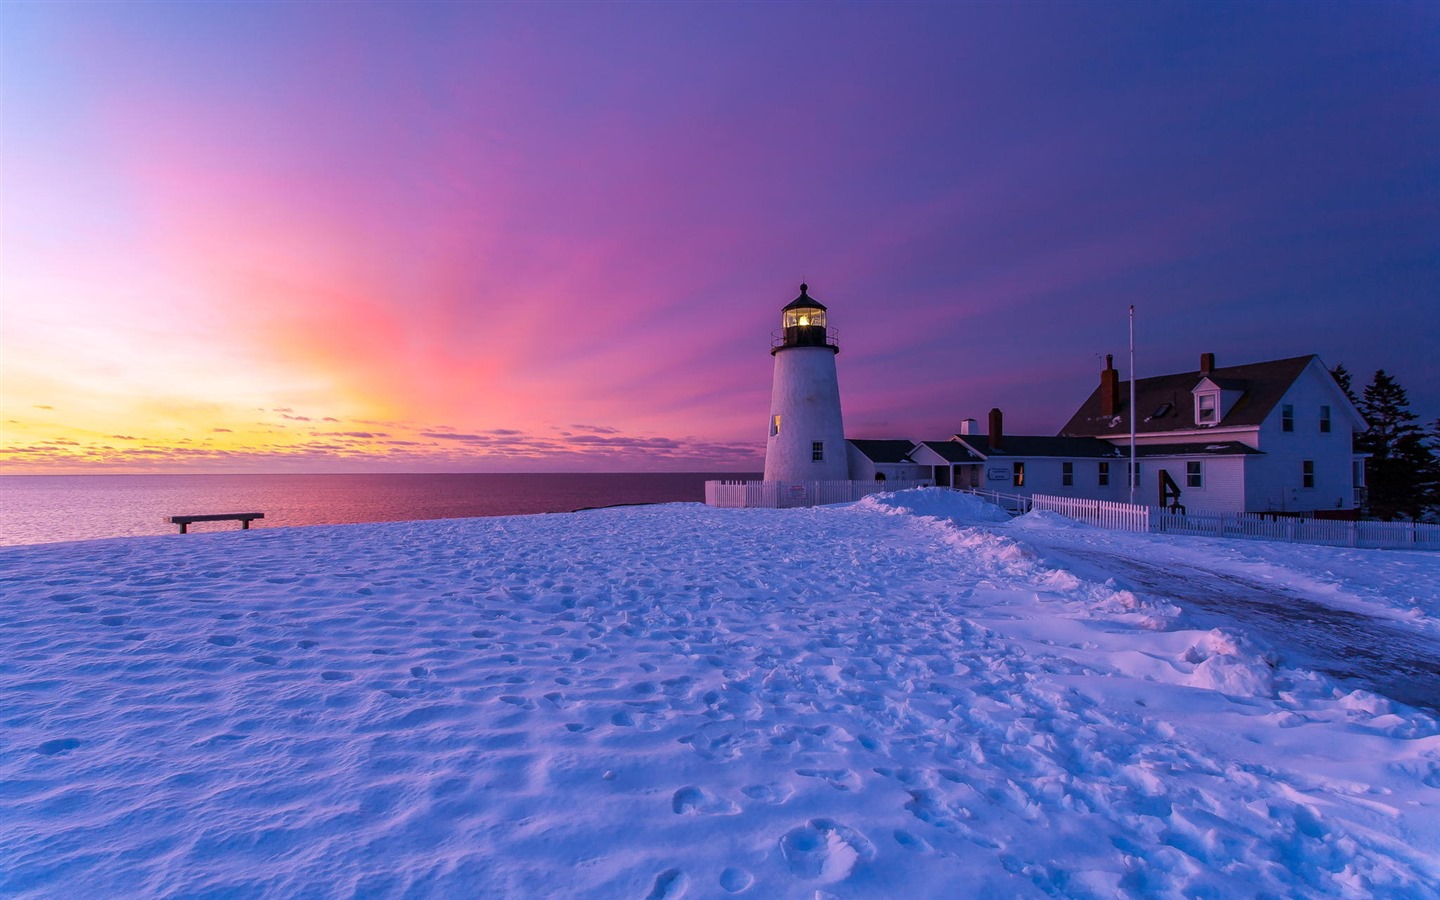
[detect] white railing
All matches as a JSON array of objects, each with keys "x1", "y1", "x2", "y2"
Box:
[
  {"x1": 704, "y1": 479, "x2": 930, "y2": 509},
  {"x1": 1028, "y1": 492, "x2": 1440, "y2": 550},
  {"x1": 1030, "y1": 493, "x2": 1151, "y2": 532},
  {"x1": 1150, "y1": 507, "x2": 1440, "y2": 550},
  {"x1": 960, "y1": 489, "x2": 1034, "y2": 516}
]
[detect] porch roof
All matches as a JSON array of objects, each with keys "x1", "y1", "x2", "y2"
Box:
[
  {"x1": 846, "y1": 439, "x2": 920, "y2": 464},
  {"x1": 952, "y1": 435, "x2": 1123, "y2": 459},
  {"x1": 1132, "y1": 440, "x2": 1262, "y2": 457}
]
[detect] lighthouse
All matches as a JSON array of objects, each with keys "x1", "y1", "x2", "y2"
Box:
[{"x1": 763, "y1": 283, "x2": 849, "y2": 482}]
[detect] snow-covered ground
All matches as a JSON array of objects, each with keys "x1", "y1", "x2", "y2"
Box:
[{"x1": 2, "y1": 490, "x2": 1438, "y2": 897}]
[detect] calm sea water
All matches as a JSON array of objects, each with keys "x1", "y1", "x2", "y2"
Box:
[{"x1": 0, "y1": 473, "x2": 758, "y2": 547}]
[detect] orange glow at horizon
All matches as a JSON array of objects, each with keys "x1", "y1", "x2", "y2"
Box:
[{"x1": 4, "y1": 2, "x2": 1436, "y2": 474}]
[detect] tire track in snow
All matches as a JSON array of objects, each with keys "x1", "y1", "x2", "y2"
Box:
[{"x1": 1036, "y1": 547, "x2": 1440, "y2": 715}]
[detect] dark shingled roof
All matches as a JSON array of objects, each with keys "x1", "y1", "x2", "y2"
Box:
[
  {"x1": 782, "y1": 283, "x2": 827, "y2": 312},
  {"x1": 846, "y1": 439, "x2": 918, "y2": 464},
  {"x1": 952, "y1": 435, "x2": 1124, "y2": 459},
  {"x1": 1059, "y1": 355, "x2": 1316, "y2": 438},
  {"x1": 919, "y1": 440, "x2": 985, "y2": 463}
]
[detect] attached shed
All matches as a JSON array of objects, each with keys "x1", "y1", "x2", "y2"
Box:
[
  {"x1": 845, "y1": 439, "x2": 931, "y2": 483},
  {"x1": 909, "y1": 440, "x2": 986, "y2": 488}
]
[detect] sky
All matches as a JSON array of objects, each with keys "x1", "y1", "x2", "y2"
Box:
[{"x1": 2, "y1": 1, "x2": 1437, "y2": 474}]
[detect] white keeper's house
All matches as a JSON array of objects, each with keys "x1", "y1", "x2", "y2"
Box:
[
  {"x1": 852, "y1": 354, "x2": 1367, "y2": 515},
  {"x1": 710, "y1": 285, "x2": 1368, "y2": 515}
]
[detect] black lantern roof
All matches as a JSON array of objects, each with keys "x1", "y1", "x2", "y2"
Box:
[{"x1": 782, "y1": 283, "x2": 827, "y2": 312}]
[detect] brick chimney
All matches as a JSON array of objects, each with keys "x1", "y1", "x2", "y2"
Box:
[
  {"x1": 988, "y1": 407, "x2": 1003, "y2": 450},
  {"x1": 1200, "y1": 352, "x2": 1215, "y2": 376},
  {"x1": 1100, "y1": 354, "x2": 1120, "y2": 417}
]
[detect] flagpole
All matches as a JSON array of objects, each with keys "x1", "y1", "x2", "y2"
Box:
[{"x1": 1129, "y1": 304, "x2": 1137, "y2": 505}]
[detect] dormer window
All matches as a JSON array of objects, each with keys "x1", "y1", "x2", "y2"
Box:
[
  {"x1": 1196, "y1": 392, "x2": 1218, "y2": 425},
  {"x1": 1192, "y1": 376, "x2": 1244, "y2": 428}
]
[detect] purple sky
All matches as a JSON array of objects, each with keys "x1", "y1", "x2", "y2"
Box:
[{"x1": 2, "y1": 1, "x2": 1437, "y2": 472}]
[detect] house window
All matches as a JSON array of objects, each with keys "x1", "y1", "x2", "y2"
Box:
[
  {"x1": 1303, "y1": 460, "x2": 1315, "y2": 488},
  {"x1": 1282, "y1": 404, "x2": 1294, "y2": 432},
  {"x1": 1098, "y1": 462, "x2": 1110, "y2": 486},
  {"x1": 1013, "y1": 462, "x2": 1025, "y2": 487},
  {"x1": 1353, "y1": 460, "x2": 1365, "y2": 488},
  {"x1": 770, "y1": 415, "x2": 781, "y2": 436},
  {"x1": 1129, "y1": 461, "x2": 1140, "y2": 489},
  {"x1": 1320, "y1": 405, "x2": 1331, "y2": 433},
  {"x1": 811, "y1": 441, "x2": 824, "y2": 462},
  {"x1": 1186, "y1": 461, "x2": 1203, "y2": 488},
  {"x1": 1196, "y1": 393, "x2": 1217, "y2": 425},
  {"x1": 1062, "y1": 462, "x2": 1073, "y2": 486}
]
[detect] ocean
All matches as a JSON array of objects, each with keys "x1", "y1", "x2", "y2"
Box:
[{"x1": 0, "y1": 472, "x2": 757, "y2": 546}]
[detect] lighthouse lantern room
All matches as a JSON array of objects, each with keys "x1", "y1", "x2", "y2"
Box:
[{"x1": 764, "y1": 283, "x2": 849, "y2": 482}]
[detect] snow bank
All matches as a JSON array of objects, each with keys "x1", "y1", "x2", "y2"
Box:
[
  {"x1": 854, "y1": 487, "x2": 1014, "y2": 525},
  {"x1": 2, "y1": 503, "x2": 1437, "y2": 897}
]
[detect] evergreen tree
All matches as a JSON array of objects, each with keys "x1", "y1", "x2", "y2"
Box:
[
  {"x1": 1330, "y1": 364, "x2": 1359, "y2": 407},
  {"x1": 1356, "y1": 370, "x2": 1436, "y2": 520}
]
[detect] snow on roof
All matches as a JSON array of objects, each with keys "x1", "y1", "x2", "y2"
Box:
[
  {"x1": 1133, "y1": 440, "x2": 1263, "y2": 457},
  {"x1": 2, "y1": 501, "x2": 1436, "y2": 895}
]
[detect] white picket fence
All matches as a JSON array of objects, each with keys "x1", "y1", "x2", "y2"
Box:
[
  {"x1": 1029, "y1": 493, "x2": 1151, "y2": 532},
  {"x1": 1029, "y1": 491, "x2": 1440, "y2": 550},
  {"x1": 704, "y1": 479, "x2": 930, "y2": 509}
]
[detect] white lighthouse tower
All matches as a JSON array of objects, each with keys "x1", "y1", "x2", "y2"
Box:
[{"x1": 764, "y1": 283, "x2": 849, "y2": 482}]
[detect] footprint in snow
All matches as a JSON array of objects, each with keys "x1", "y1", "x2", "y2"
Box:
[
  {"x1": 37, "y1": 738, "x2": 81, "y2": 756},
  {"x1": 795, "y1": 767, "x2": 861, "y2": 791},
  {"x1": 208, "y1": 635, "x2": 239, "y2": 647},
  {"x1": 741, "y1": 783, "x2": 793, "y2": 804},
  {"x1": 779, "y1": 819, "x2": 875, "y2": 883},
  {"x1": 644, "y1": 868, "x2": 687, "y2": 899},
  {"x1": 893, "y1": 828, "x2": 932, "y2": 853},
  {"x1": 671, "y1": 786, "x2": 739, "y2": 816},
  {"x1": 718, "y1": 867, "x2": 753, "y2": 892}
]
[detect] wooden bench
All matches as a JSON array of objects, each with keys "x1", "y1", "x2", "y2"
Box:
[{"x1": 169, "y1": 513, "x2": 265, "y2": 534}]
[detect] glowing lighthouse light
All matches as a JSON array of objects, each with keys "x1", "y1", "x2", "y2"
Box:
[{"x1": 764, "y1": 283, "x2": 848, "y2": 482}]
